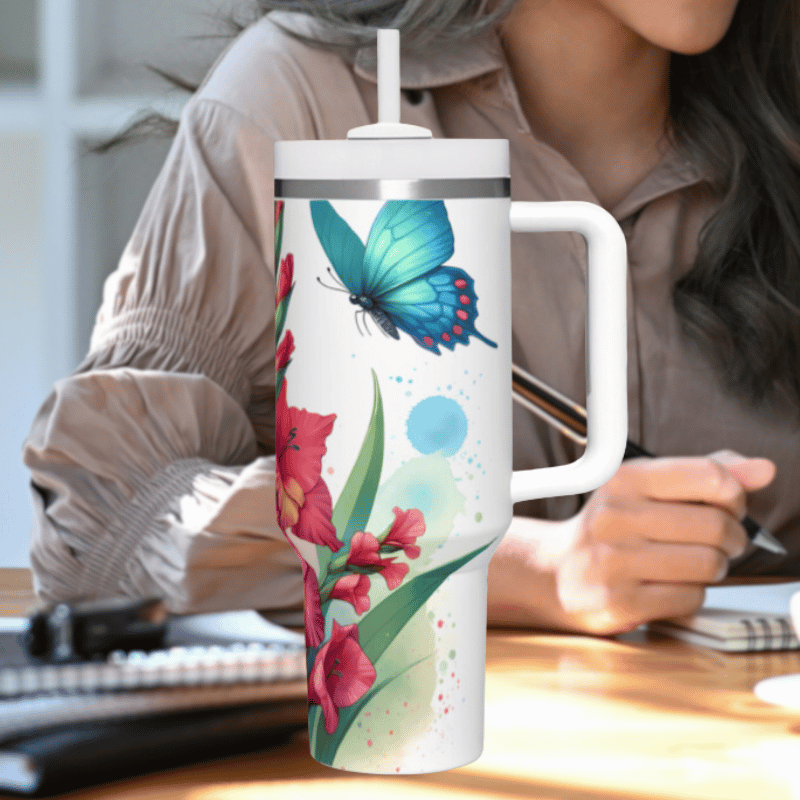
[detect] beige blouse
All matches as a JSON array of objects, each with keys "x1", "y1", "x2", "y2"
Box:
[{"x1": 23, "y1": 12, "x2": 800, "y2": 615}]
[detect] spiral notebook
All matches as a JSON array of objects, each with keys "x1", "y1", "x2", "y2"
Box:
[
  {"x1": 648, "y1": 581, "x2": 800, "y2": 652},
  {"x1": 0, "y1": 611, "x2": 309, "y2": 794}
]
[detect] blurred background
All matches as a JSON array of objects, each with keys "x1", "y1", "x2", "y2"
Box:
[{"x1": 0, "y1": 0, "x2": 252, "y2": 567}]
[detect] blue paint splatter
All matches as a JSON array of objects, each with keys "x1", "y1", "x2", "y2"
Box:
[{"x1": 406, "y1": 396, "x2": 468, "y2": 457}]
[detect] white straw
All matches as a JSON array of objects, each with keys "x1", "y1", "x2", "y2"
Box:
[{"x1": 377, "y1": 29, "x2": 401, "y2": 125}]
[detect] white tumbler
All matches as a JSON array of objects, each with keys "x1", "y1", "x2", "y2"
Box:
[{"x1": 273, "y1": 29, "x2": 628, "y2": 774}]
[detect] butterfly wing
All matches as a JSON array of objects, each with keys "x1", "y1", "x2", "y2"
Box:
[
  {"x1": 379, "y1": 266, "x2": 498, "y2": 355},
  {"x1": 310, "y1": 200, "x2": 367, "y2": 294},
  {"x1": 362, "y1": 200, "x2": 455, "y2": 297}
]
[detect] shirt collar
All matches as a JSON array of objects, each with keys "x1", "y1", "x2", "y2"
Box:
[
  {"x1": 353, "y1": 31, "x2": 505, "y2": 89},
  {"x1": 609, "y1": 148, "x2": 707, "y2": 222},
  {"x1": 269, "y1": 10, "x2": 505, "y2": 89}
]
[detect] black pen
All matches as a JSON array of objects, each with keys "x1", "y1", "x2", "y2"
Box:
[{"x1": 511, "y1": 362, "x2": 786, "y2": 556}]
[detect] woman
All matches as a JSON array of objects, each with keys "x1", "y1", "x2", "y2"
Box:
[{"x1": 24, "y1": 0, "x2": 800, "y2": 634}]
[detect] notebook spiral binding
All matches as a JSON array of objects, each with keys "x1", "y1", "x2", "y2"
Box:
[{"x1": 0, "y1": 642, "x2": 306, "y2": 698}]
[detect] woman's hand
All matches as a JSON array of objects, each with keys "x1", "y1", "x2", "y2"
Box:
[
  {"x1": 487, "y1": 450, "x2": 776, "y2": 636},
  {"x1": 550, "y1": 450, "x2": 776, "y2": 634}
]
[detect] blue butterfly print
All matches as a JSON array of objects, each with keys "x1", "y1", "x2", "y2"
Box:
[{"x1": 310, "y1": 199, "x2": 498, "y2": 355}]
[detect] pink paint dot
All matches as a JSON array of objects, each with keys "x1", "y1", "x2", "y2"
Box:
[
  {"x1": 459, "y1": 295, "x2": 470, "y2": 305},
  {"x1": 396, "y1": 768, "x2": 401, "y2": 773},
  {"x1": 452, "y1": 325, "x2": 463, "y2": 335},
  {"x1": 438, "y1": 694, "x2": 443, "y2": 701},
  {"x1": 437, "y1": 620, "x2": 444, "y2": 628},
  {"x1": 404, "y1": 702, "x2": 408, "y2": 707},
  {"x1": 454, "y1": 279, "x2": 467, "y2": 289},
  {"x1": 423, "y1": 336, "x2": 434, "y2": 346},
  {"x1": 456, "y1": 309, "x2": 468, "y2": 321},
  {"x1": 327, "y1": 466, "x2": 334, "y2": 474},
  {"x1": 368, "y1": 740, "x2": 372, "y2": 747},
  {"x1": 442, "y1": 332, "x2": 451, "y2": 342},
  {"x1": 444, "y1": 708, "x2": 449, "y2": 714}
]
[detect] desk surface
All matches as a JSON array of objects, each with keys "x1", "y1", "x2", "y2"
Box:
[{"x1": 5, "y1": 570, "x2": 800, "y2": 800}]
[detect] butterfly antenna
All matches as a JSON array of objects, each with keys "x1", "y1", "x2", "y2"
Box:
[
  {"x1": 316, "y1": 274, "x2": 349, "y2": 293},
  {"x1": 327, "y1": 267, "x2": 348, "y2": 289}
]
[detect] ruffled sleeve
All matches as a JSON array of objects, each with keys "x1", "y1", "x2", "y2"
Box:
[{"x1": 24, "y1": 94, "x2": 305, "y2": 615}]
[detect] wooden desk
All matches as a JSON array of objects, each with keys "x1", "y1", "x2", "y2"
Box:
[{"x1": 5, "y1": 570, "x2": 800, "y2": 800}]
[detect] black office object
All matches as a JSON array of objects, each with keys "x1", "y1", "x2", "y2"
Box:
[{"x1": 0, "y1": 611, "x2": 308, "y2": 796}]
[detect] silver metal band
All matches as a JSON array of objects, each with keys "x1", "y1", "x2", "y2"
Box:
[{"x1": 274, "y1": 177, "x2": 510, "y2": 200}]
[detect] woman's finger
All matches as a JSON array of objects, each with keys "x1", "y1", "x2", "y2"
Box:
[
  {"x1": 709, "y1": 450, "x2": 776, "y2": 492},
  {"x1": 625, "y1": 540, "x2": 734, "y2": 584},
  {"x1": 562, "y1": 579, "x2": 705, "y2": 635},
  {"x1": 593, "y1": 497, "x2": 748, "y2": 556},
  {"x1": 609, "y1": 456, "x2": 751, "y2": 519},
  {"x1": 634, "y1": 581, "x2": 707, "y2": 623}
]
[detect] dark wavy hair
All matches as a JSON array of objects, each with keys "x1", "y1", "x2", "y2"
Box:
[
  {"x1": 97, "y1": 0, "x2": 800, "y2": 410},
  {"x1": 669, "y1": 0, "x2": 800, "y2": 410}
]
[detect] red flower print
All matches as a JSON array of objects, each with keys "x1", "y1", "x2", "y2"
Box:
[
  {"x1": 276, "y1": 329, "x2": 295, "y2": 370},
  {"x1": 347, "y1": 531, "x2": 410, "y2": 589},
  {"x1": 329, "y1": 573, "x2": 371, "y2": 615},
  {"x1": 277, "y1": 252, "x2": 294, "y2": 307},
  {"x1": 275, "y1": 200, "x2": 284, "y2": 226},
  {"x1": 376, "y1": 560, "x2": 409, "y2": 590},
  {"x1": 346, "y1": 531, "x2": 383, "y2": 567},
  {"x1": 301, "y1": 559, "x2": 325, "y2": 647},
  {"x1": 284, "y1": 537, "x2": 325, "y2": 647},
  {"x1": 381, "y1": 507, "x2": 424, "y2": 559},
  {"x1": 276, "y1": 385, "x2": 341, "y2": 552},
  {"x1": 308, "y1": 621, "x2": 376, "y2": 734}
]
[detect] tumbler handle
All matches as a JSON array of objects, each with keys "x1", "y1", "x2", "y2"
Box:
[{"x1": 509, "y1": 201, "x2": 627, "y2": 502}]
